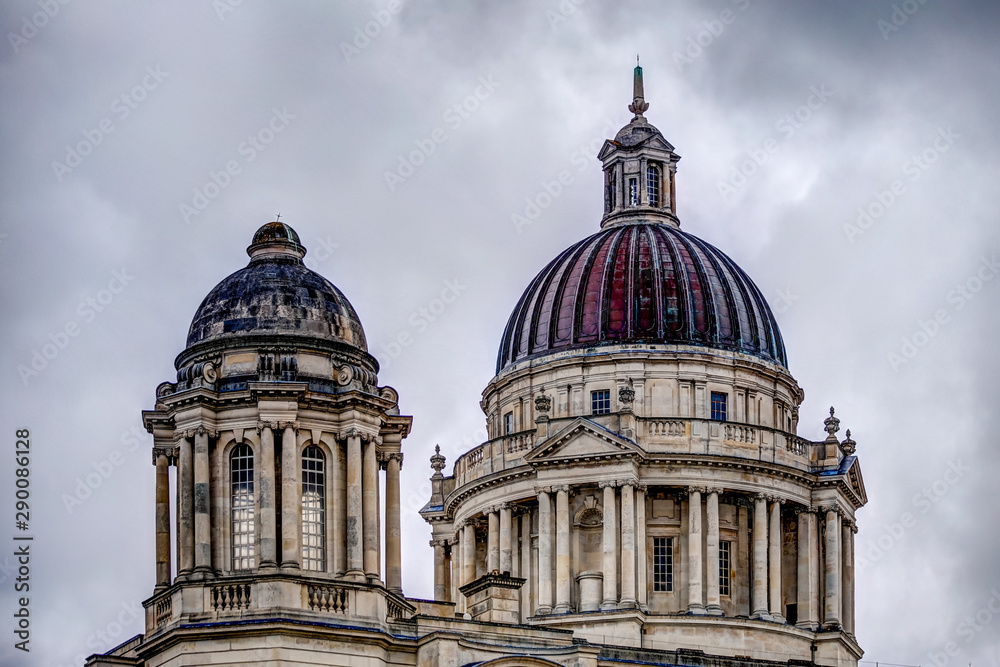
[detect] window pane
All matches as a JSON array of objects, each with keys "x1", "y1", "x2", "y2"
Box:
[
  {"x1": 720, "y1": 540, "x2": 731, "y2": 596},
  {"x1": 231, "y1": 444, "x2": 255, "y2": 571},
  {"x1": 591, "y1": 389, "x2": 610, "y2": 415},
  {"x1": 711, "y1": 392, "x2": 727, "y2": 421},
  {"x1": 653, "y1": 536, "x2": 673, "y2": 592},
  {"x1": 301, "y1": 445, "x2": 326, "y2": 572},
  {"x1": 628, "y1": 177, "x2": 638, "y2": 206},
  {"x1": 647, "y1": 165, "x2": 660, "y2": 207}
]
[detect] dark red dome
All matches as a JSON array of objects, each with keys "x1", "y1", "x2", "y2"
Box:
[{"x1": 497, "y1": 222, "x2": 786, "y2": 373}]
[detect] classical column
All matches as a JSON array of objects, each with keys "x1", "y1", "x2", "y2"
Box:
[
  {"x1": 499, "y1": 503, "x2": 513, "y2": 573},
  {"x1": 462, "y1": 520, "x2": 476, "y2": 586},
  {"x1": 520, "y1": 512, "x2": 532, "y2": 620},
  {"x1": 536, "y1": 487, "x2": 553, "y2": 614},
  {"x1": 331, "y1": 438, "x2": 345, "y2": 575},
  {"x1": 600, "y1": 481, "x2": 618, "y2": 611},
  {"x1": 554, "y1": 485, "x2": 572, "y2": 613},
  {"x1": 385, "y1": 453, "x2": 402, "y2": 593},
  {"x1": 193, "y1": 428, "x2": 212, "y2": 575},
  {"x1": 796, "y1": 508, "x2": 819, "y2": 629},
  {"x1": 258, "y1": 423, "x2": 278, "y2": 569},
  {"x1": 769, "y1": 499, "x2": 785, "y2": 622},
  {"x1": 842, "y1": 519, "x2": 855, "y2": 635},
  {"x1": 177, "y1": 433, "x2": 194, "y2": 577},
  {"x1": 636, "y1": 485, "x2": 648, "y2": 612},
  {"x1": 362, "y1": 436, "x2": 379, "y2": 580},
  {"x1": 620, "y1": 481, "x2": 637, "y2": 609},
  {"x1": 154, "y1": 448, "x2": 172, "y2": 590},
  {"x1": 686, "y1": 487, "x2": 704, "y2": 614},
  {"x1": 345, "y1": 433, "x2": 364, "y2": 578},
  {"x1": 487, "y1": 508, "x2": 500, "y2": 572},
  {"x1": 751, "y1": 494, "x2": 771, "y2": 620},
  {"x1": 443, "y1": 540, "x2": 453, "y2": 603},
  {"x1": 280, "y1": 423, "x2": 301, "y2": 569},
  {"x1": 705, "y1": 488, "x2": 722, "y2": 615},
  {"x1": 453, "y1": 533, "x2": 464, "y2": 614},
  {"x1": 432, "y1": 539, "x2": 447, "y2": 601},
  {"x1": 823, "y1": 508, "x2": 842, "y2": 629}
]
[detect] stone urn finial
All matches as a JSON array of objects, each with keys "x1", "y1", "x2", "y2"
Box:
[
  {"x1": 534, "y1": 393, "x2": 552, "y2": 415},
  {"x1": 840, "y1": 429, "x2": 856, "y2": 455},
  {"x1": 430, "y1": 444, "x2": 446, "y2": 475},
  {"x1": 824, "y1": 406, "x2": 840, "y2": 440},
  {"x1": 618, "y1": 384, "x2": 635, "y2": 407}
]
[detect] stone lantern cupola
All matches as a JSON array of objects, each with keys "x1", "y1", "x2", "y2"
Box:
[{"x1": 598, "y1": 62, "x2": 681, "y2": 228}]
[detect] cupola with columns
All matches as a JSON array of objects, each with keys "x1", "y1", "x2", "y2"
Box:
[
  {"x1": 139, "y1": 222, "x2": 414, "y2": 644},
  {"x1": 421, "y1": 67, "x2": 867, "y2": 667}
]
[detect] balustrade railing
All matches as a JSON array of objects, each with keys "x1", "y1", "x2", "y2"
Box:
[
  {"x1": 307, "y1": 584, "x2": 349, "y2": 613},
  {"x1": 211, "y1": 583, "x2": 252, "y2": 611}
]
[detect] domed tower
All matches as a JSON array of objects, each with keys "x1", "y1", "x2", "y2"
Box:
[
  {"x1": 136, "y1": 223, "x2": 414, "y2": 654},
  {"x1": 421, "y1": 67, "x2": 866, "y2": 666}
]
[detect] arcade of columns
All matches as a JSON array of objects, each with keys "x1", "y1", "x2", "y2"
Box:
[
  {"x1": 435, "y1": 482, "x2": 856, "y2": 632},
  {"x1": 150, "y1": 422, "x2": 405, "y2": 592}
]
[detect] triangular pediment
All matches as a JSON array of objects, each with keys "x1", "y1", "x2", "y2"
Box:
[
  {"x1": 524, "y1": 418, "x2": 643, "y2": 464},
  {"x1": 845, "y1": 457, "x2": 868, "y2": 506}
]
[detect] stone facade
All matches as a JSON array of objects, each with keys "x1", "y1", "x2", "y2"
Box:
[{"x1": 86, "y1": 67, "x2": 865, "y2": 667}]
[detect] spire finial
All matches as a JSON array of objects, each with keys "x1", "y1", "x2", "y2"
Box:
[
  {"x1": 628, "y1": 58, "x2": 649, "y2": 118},
  {"x1": 275, "y1": 212, "x2": 281, "y2": 222}
]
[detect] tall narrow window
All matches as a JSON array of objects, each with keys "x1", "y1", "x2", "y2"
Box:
[
  {"x1": 230, "y1": 444, "x2": 255, "y2": 571},
  {"x1": 628, "y1": 177, "x2": 638, "y2": 206},
  {"x1": 719, "y1": 540, "x2": 732, "y2": 596},
  {"x1": 653, "y1": 537, "x2": 673, "y2": 592},
  {"x1": 647, "y1": 164, "x2": 661, "y2": 206},
  {"x1": 301, "y1": 445, "x2": 326, "y2": 572},
  {"x1": 591, "y1": 389, "x2": 611, "y2": 415},
  {"x1": 711, "y1": 392, "x2": 728, "y2": 421},
  {"x1": 503, "y1": 412, "x2": 514, "y2": 435},
  {"x1": 605, "y1": 170, "x2": 616, "y2": 211}
]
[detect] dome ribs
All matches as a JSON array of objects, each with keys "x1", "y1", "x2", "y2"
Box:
[{"x1": 495, "y1": 223, "x2": 788, "y2": 373}]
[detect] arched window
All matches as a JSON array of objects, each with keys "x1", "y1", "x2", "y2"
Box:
[
  {"x1": 230, "y1": 444, "x2": 255, "y2": 571},
  {"x1": 647, "y1": 164, "x2": 661, "y2": 207},
  {"x1": 301, "y1": 445, "x2": 326, "y2": 571}
]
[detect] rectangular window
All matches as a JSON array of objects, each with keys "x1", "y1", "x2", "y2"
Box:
[
  {"x1": 653, "y1": 537, "x2": 673, "y2": 592},
  {"x1": 711, "y1": 392, "x2": 727, "y2": 421},
  {"x1": 719, "y1": 540, "x2": 732, "y2": 596},
  {"x1": 647, "y1": 165, "x2": 660, "y2": 207},
  {"x1": 591, "y1": 389, "x2": 611, "y2": 415},
  {"x1": 628, "y1": 177, "x2": 638, "y2": 206},
  {"x1": 503, "y1": 412, "x2": 514, "y2": 435}
]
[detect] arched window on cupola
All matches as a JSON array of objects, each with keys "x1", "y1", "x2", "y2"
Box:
[
  {"x1": 230, "y1": 443, "x2": 255, "y2": 571},
  {"x1": 301, "y1": 445, "x2": 326, "y2": 571},
  {"x1": 647, "y1": 163, "x2": 661, "y2": 207}
]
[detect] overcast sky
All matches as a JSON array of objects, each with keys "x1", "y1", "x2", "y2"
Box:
[{"x1": 1, "y1": 1, "x2": 999, "y2": 665}]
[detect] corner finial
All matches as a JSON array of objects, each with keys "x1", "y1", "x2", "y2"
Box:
[{"x1": 628, "y1": 57, "x2": 649, "y2": 118}]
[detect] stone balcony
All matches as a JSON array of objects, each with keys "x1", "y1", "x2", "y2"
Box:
[
  {"x1": 451, "y1": 414, "x2": 820, "y2": 488},
  {"x1": 143, "y1": 571, "x2": 415, "y2": 638}
]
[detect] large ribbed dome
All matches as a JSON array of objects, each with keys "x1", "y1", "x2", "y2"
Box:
[
  {"x1": 496, "y1": 222, "x2": 786, "y2": 373},
  {"x1": 184, "y1": 223, "x2": 367, "y2": 353}
]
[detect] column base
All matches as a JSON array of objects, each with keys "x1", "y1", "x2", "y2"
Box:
[
  {"x1": 367, "y1": 574, "x2": 383, "y2": 585},
  {"x1": 823, "y1": 620, "x2": 842, "y2": 631},
  {"x1": 751, "y1": 610, "x2": 773, "y2": 621},
  {"x1": 344, "y1": 569, "x2": 367, "y2": 583},
  {"x1": 281, "y1": 561, "x2": 301, "y2": 571},
  {"x1": 796, "y1": 620, "x2": 819, "y2": 631},
  {"x1": 770, "y1": 612, "x2": 786, "y2": 623},
  {"x1": 190, "y1": 566, "x2": 215, "y2": 580},
  {"x1": 153, "y1": 583, "x2": 170, "y2": 593},
  {"x1": 706, "y1": 603, "x2": 723, "y2": 616},
  {"x1": 639, "y1": 603, "x2": 649, "y2": 613},
  {"x1": 258, "y1": 560, "x2": 279, "y2": 571},
  {"x1": 535, "y1": 605, "x2": 552, "y2": 615},
  {"x1": 552, "y1": 603, "x2": 573, "y2": 614},
  {"x1": 686, "y1": 603, "x2": 706, "y2": 615},
  {"x1": 600, "y1": 600, "x2": 619, "y2": 612},
  {"x1": 617, "y1": 599, "x2": 638, "y2": 610}
]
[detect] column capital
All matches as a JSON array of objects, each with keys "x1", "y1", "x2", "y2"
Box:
[
  {"x1": 793, "y1": 505, "x2": 817, "y2": 515},
  {"x1": 599, "y1": 480, "x2": 617, "y2": 489},
  {"x1": 498, "y1": 502, "x2": 512, "y2": 511},
  {"x1": 618, "y1": 477, "x2": 638, "y2": 489},
  {"x1": 534, "y1": 485, "x2": 552, "y2": 496},
  {"x1": 256, "y1": 420, "x2": 278, "y2": 433},
  {"x1": 754, "y1": 492, "x2": 770, "y2": 502},
  {"x1": 772, "y1": 496, "x2": 785, "y2": 505},
  {"x1": 705, "y1": 486, "x2": 724, "y2": 495},
  {"x1": 552, "y1": 484, "x2": 571, "y2": 494},
  {"x1": 176, "y1": 429, "x2": 194, "y2": 442},
  {"x1": 378, "y1": 451, "x2": 403, "y2": 470},
  {"x1": 688, "y1": 485, "x2": 707, "y2": 495},
  {"x1": 278, "y1": 420, "x2": 299, "y2": 431},
  {"x1": 821, "y1": 504, "x2": 842, "y2": 517},
  {"x1": 194, "y1": 425, "x2": 217, "y2": 438},
  {"x1": 635, "y1": 484, "x2": 648, "y2": 494},
  {"x1": 429, "y1": 538, "x2": 450, "y2": 548},
  {"x1": 152, "y1": 445, "x2": 177, "y2": 466}
]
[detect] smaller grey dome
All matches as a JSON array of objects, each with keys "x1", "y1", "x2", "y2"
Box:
[{"x1": 615, "y1": 117, "x2": 665, "y2": 147}]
